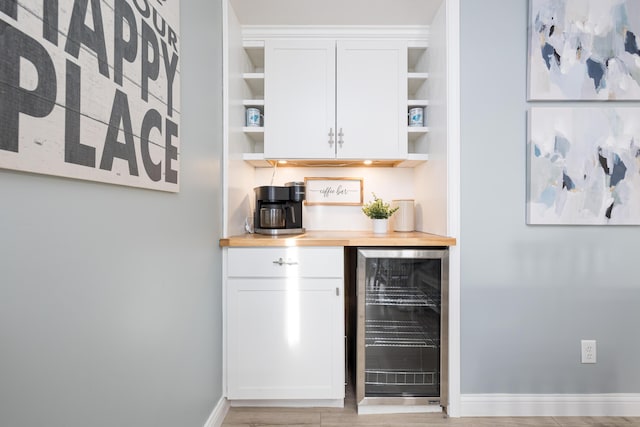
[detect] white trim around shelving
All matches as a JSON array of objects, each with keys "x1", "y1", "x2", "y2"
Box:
[
  {"x1": 241, "y1": 153, "x2": 271, "y2": 167},
  {"x1": 445, "y1": 0, "x2": 462, "y2": 418},
  {"x1": 242, "y1": 25, "x2": 429, "y2": 42},
  {"x1": 242, "y1": 72, "x2": 264, "y2": 79},
  {"x1": 222, "y1": 0, "x2": 230, "y2": 239},
  {"x1": 242, "y1": 127, "x2": 264, "y2": 133},
  {"x1": 396, "y1": 153, "x2": 430, "y2": 167},
  {"x1": 460, "y1": 394, "x2": 640, "y2": 417}
]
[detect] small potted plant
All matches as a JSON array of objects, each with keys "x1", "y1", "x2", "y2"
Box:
[{"x1": 362, "y1": 193, "x2": 399, "y2": 234}]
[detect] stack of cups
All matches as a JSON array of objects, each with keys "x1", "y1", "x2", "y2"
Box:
[{"x1": 392, "y1": 199, "x2": 415, "y2": 232}]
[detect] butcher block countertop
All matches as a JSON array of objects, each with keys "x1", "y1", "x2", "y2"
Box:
[{"x1": 219, "y1": 230, "x2": 456, "y2": 247}]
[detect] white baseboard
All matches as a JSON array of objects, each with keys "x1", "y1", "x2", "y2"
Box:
[
  {"x1": 460, "y1": 394, "x2": 640, "y2": 417},
  {"x1": 203, "y1": 397, "x2": 230, "y2": 427},
  {"x1": 229, "y1": 398, "x2": 344, "y2": 408}
]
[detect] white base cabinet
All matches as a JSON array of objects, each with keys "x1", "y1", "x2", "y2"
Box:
[{"x1": 226, "y1": 247, "x2": 345, "y2": 400}]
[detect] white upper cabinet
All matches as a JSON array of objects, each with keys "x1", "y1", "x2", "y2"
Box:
[
  {"x1": 264, "y1": 40, "x2": 336, "y2": 159},
  {"x1": 336, "y1": 41, "x2": 408, "y2": 159},
  {"x1": 264, "y1": 39, "x2": 407, "y2": 160}
]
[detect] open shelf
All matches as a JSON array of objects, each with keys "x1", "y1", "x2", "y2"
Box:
[
  {"x1": 408, "y1": 43, "x2": 428, "y2": 73},
  {"x1": 243, "y1": 40, "x2": 265, "y2": 72},
  {"x1": 242, "y1": 127, "x2": 264, "y2": 143},
  {"x1": 406, "y1": 43, "x2": 429, "y2": 162},
  {"x1": 243, "y1": 72, "x2": 264, "y2": 97},
  {"x1": 408, "y1": 72, "x2": 429, "y2": 95},
  {"x1": 408, "y1": 127, "x2": 430, "y2": 153}
]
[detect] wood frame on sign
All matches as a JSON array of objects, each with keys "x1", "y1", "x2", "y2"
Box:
[{"x1": 304, "y1": 177, "x2": 363, "y2": 206}]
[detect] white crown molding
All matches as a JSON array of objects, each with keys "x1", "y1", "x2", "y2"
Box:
[
  {"x1": 242, "y1": 25, "x2": 429, "y2": 42},
  {"x1": 460, "y1": 394, "x2": 640, "y2": 417}
]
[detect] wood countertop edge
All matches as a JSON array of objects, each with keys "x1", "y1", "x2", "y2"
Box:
[{"x1": 219, "y1": 231, "x2": 456, "y2": 247}]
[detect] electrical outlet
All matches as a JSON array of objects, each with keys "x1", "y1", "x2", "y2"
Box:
[{"x1": 581, "y1": 339, "x2": 597, "y2": 364}]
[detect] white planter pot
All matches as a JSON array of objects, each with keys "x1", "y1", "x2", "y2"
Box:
[{"x1": 371, "y1": 219, "x2": 389, "y2": 234}]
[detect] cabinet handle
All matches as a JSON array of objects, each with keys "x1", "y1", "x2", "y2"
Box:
[
  {"x1": 273, "y1": 258, "x2": 298, "y2": 266},
  {"x1": 328, "y1": 128, "x2": 335, "y2": 146},
  {"x1": 338, "y1": 128, "x2": 344, "y2": 147}
]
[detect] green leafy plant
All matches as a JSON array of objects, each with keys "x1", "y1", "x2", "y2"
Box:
[{"x1": 361, "y1": 193, "x2": 399, "y2": 219}]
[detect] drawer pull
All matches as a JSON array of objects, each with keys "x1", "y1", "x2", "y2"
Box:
[{"x1": 273, "y1": 258, "x2": 298, "y2": 266}]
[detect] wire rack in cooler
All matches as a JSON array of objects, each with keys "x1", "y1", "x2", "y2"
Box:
[
  {"x1": 365, "y1": 286, "x2": 440, "y2": 307},
  {"x1": 365, "y1": 319, "x2": 439, "y2": 348},
  {"x1": 365, "y1": 369, "x2": 438, "y2": 386}
]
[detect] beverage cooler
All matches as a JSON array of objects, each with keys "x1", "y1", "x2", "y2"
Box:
[{"x1": 356, "y1": 248, "x2": 448, "y2": 412}]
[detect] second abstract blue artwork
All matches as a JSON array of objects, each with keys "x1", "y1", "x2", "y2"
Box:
[{"x1": 528, "y1": 107, "x2": 640, "y2": 224}]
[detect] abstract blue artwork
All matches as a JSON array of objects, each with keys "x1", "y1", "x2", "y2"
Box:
[
  {"x1": 528, "y1": 108, "x2": 640, "y2": 224},
  {"x1": 529, "y1": 0, "x2": 640, "y2": 100}
]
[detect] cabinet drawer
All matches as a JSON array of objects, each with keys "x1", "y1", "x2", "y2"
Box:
[{"x1": 227, "y1": 247, "x2": 343, "y2": 278}]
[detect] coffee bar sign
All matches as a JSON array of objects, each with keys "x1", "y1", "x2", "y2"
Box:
[
  {"x1": 0, "y1": 0, "x2": 181, "y2": 192},
  {"x1": 305, "y1": 177, "x2": 363, "y2": 206}
]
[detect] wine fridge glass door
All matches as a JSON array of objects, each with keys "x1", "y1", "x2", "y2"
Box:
[{"x1": 356, "y1": 248, "x2": 449, "y2": 409}]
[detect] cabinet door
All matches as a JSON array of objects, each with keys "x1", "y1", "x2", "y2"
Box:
[
  {"x1": 227, "y1": 277, "x2": 344, "y2": 400},
  {"x1": 336, "y1": 41, "x2": 408, "y2": 159},
  {"x1": 264, "y1": 40, "x2": 336, "y2": 159}
]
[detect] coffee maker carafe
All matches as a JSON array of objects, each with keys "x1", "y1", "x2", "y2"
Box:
[{"x1": 254, "y1": 182, "x2": 305, "y2": 235}]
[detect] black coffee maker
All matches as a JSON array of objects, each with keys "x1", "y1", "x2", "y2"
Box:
[{"x1": 254, "y1": 182, "x2": 305, "y2": 235}]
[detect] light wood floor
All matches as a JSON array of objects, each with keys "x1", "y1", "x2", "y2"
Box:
[
  {"x1": 222, "y1": 405, "x2": 640, "y2": 427},
  {"x1": 222, "y1": 388, "x2": 640, "y2": 427}
]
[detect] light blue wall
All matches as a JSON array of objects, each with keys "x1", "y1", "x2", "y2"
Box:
[
  {"x1": 460, "y1": 0, "x2": 640, "y2": 394},
  {"x1": 0, "y1": 1, "x2": 224, "y2": 426}
]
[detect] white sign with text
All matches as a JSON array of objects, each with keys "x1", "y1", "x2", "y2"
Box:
[
  {"x1": 304, "y1": 177, "x2": 363, "y2": 206},
  {"x1": 0, "y1": 0, "x2": 181, "y2": 192}
]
